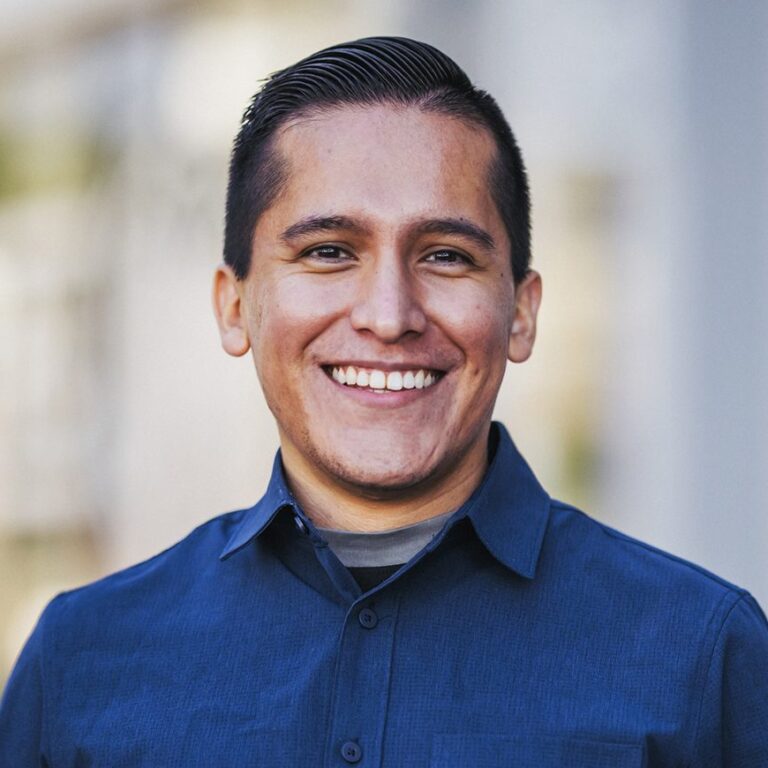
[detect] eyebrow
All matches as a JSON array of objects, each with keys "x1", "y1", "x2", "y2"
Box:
[
  {"x1": 279, "y1": 214, "x2": 496, "y2": 252},
  {"x1": 410, "y1": 218, "x2": 496, "y2": 252},
  {"x1": 280, "y1": 215, "x2": 370, "y2": 243}
]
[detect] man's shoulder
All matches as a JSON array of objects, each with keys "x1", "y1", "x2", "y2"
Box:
[
  {"x1": 41, "y1": 508, "x2": 250, "y2": 629},
  {"x1": 543, "y1": 499, "x2": 755, "y2": 624}
]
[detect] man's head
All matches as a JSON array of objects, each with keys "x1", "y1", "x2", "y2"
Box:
[
  {"x1": 213, "y1": 37, "x2": 541, "y2": 516},
  {"x1": 223, "y1": 36, "x2": 531, "y2": 285}
]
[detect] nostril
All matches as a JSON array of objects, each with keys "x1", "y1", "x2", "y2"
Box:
[{"x1": 348, "y1": 279, "x2": 427, "y2": 341}]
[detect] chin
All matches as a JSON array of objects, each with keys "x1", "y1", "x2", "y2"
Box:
[{"x1": 316, "y1": 443, "x2": 442, "y2": 497}]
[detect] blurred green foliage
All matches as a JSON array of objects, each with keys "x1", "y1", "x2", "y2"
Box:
[{"x1": 0, "y1": 129, "x2": 115, "y2": 200}]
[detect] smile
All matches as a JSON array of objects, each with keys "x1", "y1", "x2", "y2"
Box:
[{"x1": 325, "y1": 365, "x2": 442, "y2": 392}]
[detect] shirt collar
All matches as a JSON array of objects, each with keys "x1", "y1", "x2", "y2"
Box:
[
  {"x1": 220, "y1": 421, "x2": 551, "y2": 578},
  {"x1": 455, "y1": 421, "x2": 551, "y2": 579},
  {"x1": 219, "y1": 451, "x2": 296, "y2": 560}
]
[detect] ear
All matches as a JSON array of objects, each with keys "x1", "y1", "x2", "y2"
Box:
[
  {"x1": 507, "y1": 270, "x2": 542, "y2": 364},
  {"x1": 212, "y1": 264, "x2": 251, "y2": 357}
]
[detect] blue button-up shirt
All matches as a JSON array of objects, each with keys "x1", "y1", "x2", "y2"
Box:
[{"x1": 2, "y1": 423, "x2": 767, "y2": 766}]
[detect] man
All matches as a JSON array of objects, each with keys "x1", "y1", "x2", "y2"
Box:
[{"x1": 1, "y1": 36, "x2": 767, "y2": 766}]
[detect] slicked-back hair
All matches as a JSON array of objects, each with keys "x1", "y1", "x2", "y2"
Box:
[{"x1": 224, "y1": 36, "x2": 531, "y2": 283}]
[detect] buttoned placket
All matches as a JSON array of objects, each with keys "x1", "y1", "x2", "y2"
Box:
[
  {"x1": 269, "y1": 504, "x2": 472, "y2": 767},
  {"x1": 295, "y1": 516, "x2": 400, "y2": 768},
  {"x1": 321, "y1": 587, "x2": 400, "y2": 767}
]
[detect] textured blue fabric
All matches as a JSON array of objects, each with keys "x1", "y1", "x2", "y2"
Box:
[{"x1": 2, "y1": 423, "x2": 767, "y2": 766}]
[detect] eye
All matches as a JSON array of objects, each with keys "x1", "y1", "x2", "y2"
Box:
[
  {"x1": 300, "y1": 245, "x2": 355, "y2": 268},
  {"x1": 423, "y1": 249, "x2": 474, "y2": 267}
]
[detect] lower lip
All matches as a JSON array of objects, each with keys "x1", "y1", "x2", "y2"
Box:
[{"x1": 322, "y1": 370, "x2": 442, "y2": 407}]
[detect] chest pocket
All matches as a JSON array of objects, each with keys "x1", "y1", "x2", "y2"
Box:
[{"x1": 430, "y1": 734, "x2": 645, "y2": 767}]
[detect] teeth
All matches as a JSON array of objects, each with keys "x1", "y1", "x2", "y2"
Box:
[
  {"x1": 369, "y1": 370, "x2": 386, "y2": 389},
  {"x1": 329, "y1": 366, "x2": 439, "y2": 393}
]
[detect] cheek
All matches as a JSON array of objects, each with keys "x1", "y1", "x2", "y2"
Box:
[
  {"x1": 250, "y1": 276, "x2": 347, "y2": 361},
  {"x1": 432, "y1": 287, "x2": 513, "y2": 368}
]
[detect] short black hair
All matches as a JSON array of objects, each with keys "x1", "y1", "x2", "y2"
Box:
[{"x1": 224, "y1": 36, "x2": 531, "y2": 283}]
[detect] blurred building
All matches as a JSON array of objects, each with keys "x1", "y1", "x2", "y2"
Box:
[{"x1": 1, "y1": 0, "x2": 766, "y2": 685}]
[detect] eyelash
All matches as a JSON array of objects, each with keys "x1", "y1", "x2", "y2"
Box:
[
  {"x1": 302, "y1": 245, "x2": 348, "y2": 261},
  {"x1": 299, "y1": 245, "x2": 475, "y2": 268},
  {"x1": 424, "y1": 249, "x2": 474, "y2": 266}
]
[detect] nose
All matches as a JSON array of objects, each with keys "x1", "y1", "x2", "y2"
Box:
[{"x1": 349, "y1": 259, "x2": 427, "y2": 342}]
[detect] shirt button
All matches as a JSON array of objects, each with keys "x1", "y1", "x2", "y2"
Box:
[
  {"x1": 293, "y1": 515, "x2": 307, "y2": 534},
  {"x1": 358, "y1": 607, "x2": 378, "y2": 629},
  {"x1": 340, "y1": 740, "x2": 362, "y2": 763}
]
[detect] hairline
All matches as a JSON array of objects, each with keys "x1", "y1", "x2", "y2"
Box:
[{"x1": 244, "y1": 99, "x2": 513, "y2": 276}]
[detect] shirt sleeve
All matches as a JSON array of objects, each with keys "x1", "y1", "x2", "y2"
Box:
[
  {"x1": 0, "y1": 605, "x2": 50, "y2": 768},
  {"x1": 693, "y1": 591, "x2": 768, "y2": 765}
]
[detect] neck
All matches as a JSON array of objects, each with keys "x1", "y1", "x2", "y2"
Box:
[{"x1": 279, "y1": 434, "x2": 489, "y2": 532}]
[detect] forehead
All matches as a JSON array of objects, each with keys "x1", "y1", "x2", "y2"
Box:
[{"x1": 263, "y1": 103, "x2": 503, "y2": 235}]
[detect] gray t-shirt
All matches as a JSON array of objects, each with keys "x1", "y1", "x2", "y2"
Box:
[
  {"x1": 317, "y1": 509, "x2": 455, "y2": 591},
  {"x1": 317, "y1": 509, "x2": 455, "y2": 568}
]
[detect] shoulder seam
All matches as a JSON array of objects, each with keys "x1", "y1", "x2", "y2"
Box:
[
  {"x1": 687, "y1": 590, "x2": 749, "y2": 765},
  {"x1": 39, "y1": 591, "x2": 70, "y2": 758},
  {"x1": 55, "y1": 509, "x2": 247, "y2": 602},
  {"x1": 39, "y1": 598, "x2": 49, "y2": 758},
  {"x1": 548, "y1": 501, "x2": 741, "y2": 593}
]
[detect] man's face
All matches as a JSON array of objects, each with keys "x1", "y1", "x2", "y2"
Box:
[{"x1": 216, "y1": 104, "x2": 540, "y2": 499}]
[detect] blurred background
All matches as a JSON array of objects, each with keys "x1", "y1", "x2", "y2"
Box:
[{"x1": 1, "y1": 0, "x2": 767, "y2": 686}]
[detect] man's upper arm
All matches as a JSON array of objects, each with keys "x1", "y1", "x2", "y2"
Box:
[
  {"x1": 693, "y1": 591, "x2": 768, "y2": 765},
  {"x1": 0, "y1": 600, "x2": 53, "y2": 768}
]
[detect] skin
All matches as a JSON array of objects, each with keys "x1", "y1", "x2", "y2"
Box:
[{"x1": 213, "y1": 104, "x2": 541, "y2": 532}]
